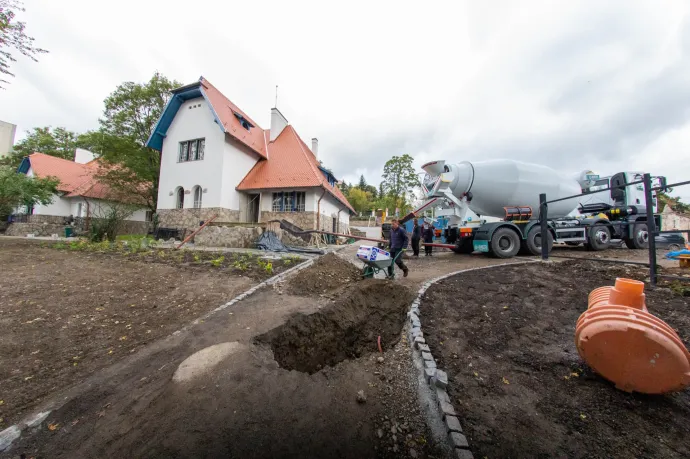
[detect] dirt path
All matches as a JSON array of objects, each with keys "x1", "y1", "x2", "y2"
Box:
[{"x1": 2, "y1": 242, "x2": 525, "y2": 458}]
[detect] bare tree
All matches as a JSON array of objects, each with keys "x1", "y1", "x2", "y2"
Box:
[{"x1": 0, "y1": 0, "x2": 47, "y2": 88}]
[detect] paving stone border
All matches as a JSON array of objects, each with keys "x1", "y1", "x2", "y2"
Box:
[{"x1": 407, "y1": 261, "x2": 538, "y2": 459}]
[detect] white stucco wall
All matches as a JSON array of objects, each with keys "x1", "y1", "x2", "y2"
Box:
[
  {"x1": 220, "y1": 136, "x2": 262, "y2": 210},
  {"x1": 69, "y1": 198, "x2": 148, "y2": 221},
  {"x1": 319, "y1": 193, "x2": 351, "y2": 229},
  {"x1": 32, "y1": 194, "x2": 72, "y2": 216},
  {"x1": 156, "y1": 97, "x2": 226, "y2": 210}
]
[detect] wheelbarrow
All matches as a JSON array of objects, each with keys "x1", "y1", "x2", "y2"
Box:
[{"x1": 356, "y1": 245, "x2": 403, "y2": 279}]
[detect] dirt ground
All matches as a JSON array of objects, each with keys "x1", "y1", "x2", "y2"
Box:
[
  {"x1": 421, "y1": 260, "x2": 690, "y2": 459},
  {"x1": 260, "y1": 280, "x2": 414, "y2": 373},
  {"x1": 286, "y1": 252, "x2": 362, "y2": 296},
  {"x1": 3, "y1": 244, "x2": 462, "y2": 459},
  {"x1": 0, "y1": 238, "x2": 258, "y2": 427}
]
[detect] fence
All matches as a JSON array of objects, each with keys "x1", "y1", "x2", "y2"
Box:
[{"x1": 538, "y1": 173, "x2": 690, "y2": 287}]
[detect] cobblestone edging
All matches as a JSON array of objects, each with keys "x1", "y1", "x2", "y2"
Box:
[{"x1": 407, "y1": 261, "x2": 538, "y2": 459}]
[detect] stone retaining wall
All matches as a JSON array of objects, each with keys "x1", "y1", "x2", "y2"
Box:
[
  {"x1": 260, "y1": 211, "x2": 317, "y2": 230},
  {"x1": 5, "y1": 223, "x2": 67, "y2": 237},
  {"x1": 6, "y1": 219, "x2": 151, "y2": 238},
  {"x1": 157, "y1": 208, "x2": 240, "y2": 232}
]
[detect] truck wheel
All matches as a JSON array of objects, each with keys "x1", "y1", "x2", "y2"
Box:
[
  {"x1": 624, "y1": 222, "x2": 649, "y2": 249},
  {"x1": 668, "y1": 243, "x2": 681, "y2": 251},
  {"x1": 490, "y1": 228, "x2": 520, "y2": 259},
  {"x1": 587, "y1": 224, "x2": 611, "y2": 251},
  {"x1": 525, "y1": 227, "x2": 554, "y2": 256},
  {"x1": 452, "y1": 238, "x2": 474, "y2": 254}
]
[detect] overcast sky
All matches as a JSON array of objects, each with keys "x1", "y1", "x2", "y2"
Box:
[{"x1": 2, "y1": 0, "x2": 690, "y2": 201}]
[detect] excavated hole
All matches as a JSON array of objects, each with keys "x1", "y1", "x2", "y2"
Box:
[{"x1": 257, "y1": 280, "x2": 415, "y2": 374}]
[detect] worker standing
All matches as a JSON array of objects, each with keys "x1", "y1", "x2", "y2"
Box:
[
  {"x1": 411, "y1": 218, "x2": 421, "y2": 257},
  {"x1": 388, "y1": 219, "x2": 409, "y2": 278},
  {"x1": 423, "y1": 222, "x2": 434, "y2": 256}
]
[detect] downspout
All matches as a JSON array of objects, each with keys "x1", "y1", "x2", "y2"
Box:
[
  {"x1": 316, "y1": 187, "x2": 326, "y2": 231},
  {"x1": 337, "y1": 208, "x2": 343, "y2": 233}
]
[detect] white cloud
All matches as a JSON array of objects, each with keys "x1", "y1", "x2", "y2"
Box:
[{"x1": 1, "y1": 0, "x2": 689, "y2": 202}]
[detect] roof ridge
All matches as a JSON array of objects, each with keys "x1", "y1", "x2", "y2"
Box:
[{"x1": 289, "y1": 125, "x2": 324, "y2": 187}]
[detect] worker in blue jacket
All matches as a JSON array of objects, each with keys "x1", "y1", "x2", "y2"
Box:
[{"x1": 388, "y1": 219, "x2": 409, "y2": 278}]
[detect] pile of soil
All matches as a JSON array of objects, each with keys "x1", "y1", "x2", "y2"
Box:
[
  {"x1": 286, "y1": 252, "x2": 362, "y2": 296},
  {"x1": 258, "y1": 280, "x2": 414, "y2": 373},
  {"x1": 422, "y1": 260, "x2": 690, "y2": 459}
]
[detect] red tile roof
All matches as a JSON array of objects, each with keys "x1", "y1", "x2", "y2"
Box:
[
  {"x1": 26, "y1": 153, "x2": 141, "y2": 203},
  {"x1": 236, "y1": 126, "x2": 354, "y2": 212},
  {"x1": 200, "y1": 78, "x2": 267, "y2": 159}
]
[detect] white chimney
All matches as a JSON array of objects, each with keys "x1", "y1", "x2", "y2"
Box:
[
  {"x1": 311, "y1": 138, "x2": 319, "y2": 159},
  {"x1": 270, "y1": 108, "x2": 288, "y2": 142},
  {"x1": 74, "y1": 148, "x2": 96, "y2": 164}
]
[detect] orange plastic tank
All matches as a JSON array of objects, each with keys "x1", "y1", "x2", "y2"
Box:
[{"x1": 575, "y1": 278, "x2": 690, "y2": 394}]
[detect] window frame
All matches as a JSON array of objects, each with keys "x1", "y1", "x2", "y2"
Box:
[
  {"x1": 175, "y1": 187, "x2": 185, "y2": 209},
  {"x1": 271, "y1": 191, "x2": 306, "y2": 212},
  {"x1": 178, "y1": 138, "x2": 205, "y2": 163},
  {"x1": 193, "y1": 186, "x2": 203, "y2": 209}
]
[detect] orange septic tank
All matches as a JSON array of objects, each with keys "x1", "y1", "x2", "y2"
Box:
[{"x1": 575, "y1": 278, "x2": 690, "y2": 394}]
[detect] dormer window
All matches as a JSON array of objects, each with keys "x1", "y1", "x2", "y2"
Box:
[{"x1": 233, "y1": 112, "x2": 254, "y2": 131}]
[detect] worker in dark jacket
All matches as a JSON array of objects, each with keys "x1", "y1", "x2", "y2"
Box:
[
  {"x1": 388, "y1": 219, "x2": 409, "y2": 278},
  {"x1": 423, "y1": 222, "x2": 434, "y2": 256},
  {"x1": 411, "y1": 218, "x2": 421, "y2": 257}
]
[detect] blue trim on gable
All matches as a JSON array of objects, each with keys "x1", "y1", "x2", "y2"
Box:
[
  {"x1": 17, "y1": 157, "x2": 30, "y2": 174},
  {"x1": 146, "y1": 83, "x2": 224, "y2": 151}
]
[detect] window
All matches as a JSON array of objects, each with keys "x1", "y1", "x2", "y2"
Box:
[
  {"x1": 234, "y1": 112, "x2": 254, "y2": 131},
  {"x1": 145, "y1": 211, "x2": 153, "y2": 222},
  {"x1": 272, "y1": 191, "x2": 306, "y2": 212},
  {"x1": 193, "y1": 186, "x2": 203, "y2": 209},
  {"x1": 175, "y1": 187, "x2": 185, "y2": 209},
  {"x1": 178, "y1": 138, "x2": 205, "y2": 162},
  {"x1": 77, "y1": 203, "x2": 83, "y2": 217}
]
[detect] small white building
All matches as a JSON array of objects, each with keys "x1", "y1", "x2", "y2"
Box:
[
  {"x1": 0, "y1": 120, "x2": 16, "y2": 158},
  {"x1": 146, "y1": 77, "x2": 354, "y2": 232},
  {"x1": 16, "y1": 150, "x2": 149, "y2": 222}
]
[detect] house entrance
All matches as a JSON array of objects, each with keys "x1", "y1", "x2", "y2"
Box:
[{"x1": 247, "y1": 194, "x2": 260, "y2": 223}]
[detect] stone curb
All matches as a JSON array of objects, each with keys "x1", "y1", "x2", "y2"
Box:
[
  {"x1": 0, "y1": 254, "x2": 320, "y2": 453},
  {"x1": 407, "y1": 260, "x2": 538, "y2": 458}
]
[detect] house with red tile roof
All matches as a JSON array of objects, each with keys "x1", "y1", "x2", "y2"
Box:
[
  {"x1": 16, "y1": 150, "x2": 149, "y2": 222},
  {"x1": 147, "y1": 77, "x2": 354, "y2": 232}
]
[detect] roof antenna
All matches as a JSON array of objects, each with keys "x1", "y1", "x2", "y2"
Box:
[{"x1": 274, "y1": 85, "x2": 279, "y2": 108}]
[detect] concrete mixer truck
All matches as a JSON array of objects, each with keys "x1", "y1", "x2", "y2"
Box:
[{"x1": 400, "y1": 159, "x2": 666, "y2": 258}]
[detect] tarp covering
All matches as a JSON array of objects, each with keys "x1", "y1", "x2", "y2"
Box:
[{"x1": 255, "y1": 231, "x2": 324, "y2": 254}]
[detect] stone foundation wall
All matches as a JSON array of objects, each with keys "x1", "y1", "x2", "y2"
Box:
[
  {"x1": 157, "y1": 208, "x2": 240, "y2": 232},
  {"x1": 260, "y1": 211, "x2": 317, "y2": 230},
  {"x1": 194, "y1": 225, "x2": 263, "y2": 248},
  {"x1": 5, "y1": 223, "x2": 67, "y2": 237}
]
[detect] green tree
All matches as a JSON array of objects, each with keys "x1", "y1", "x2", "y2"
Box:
[
  {"x1": 381, "y1": 154, "x2": 419, "y2": 210},
  {"x1": 362, "y1": 184, "x2": 378, "y2": 200},
  {"x1": 348, "y1": 187, "x2": 373, "y2": 214},
  {"x1": 358, "y1": 174, "x2": 367, "y2": 189},
  {"x1": 0, "y1": 0, "x2": 47, "y2": 87},
  {"x1": 80, "y1": 72, "x2": 182, "y2": 212},
  {"x1": 0, "y1": 126, "x2": 80, "y2": 168},
  {"x1": 0, "y1": 165, "x2": 58, "y2": 215}
]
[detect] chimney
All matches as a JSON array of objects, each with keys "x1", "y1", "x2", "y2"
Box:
[
  {"x1": 311, "y1": 138, "x2": 319, "y2": 159},
  {"x1": 74, "y1": 148, "x2": 96, "y2": 164},
  {"x1": 270, "y1": 108, "x2": 288, "y2": 142}
]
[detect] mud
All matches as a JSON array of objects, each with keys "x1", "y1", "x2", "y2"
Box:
[
  {"x1": 259, "y1": 280, "x2": 414, "y2": 373},
  {"x1": 285, "y1": 252, "x2": 362, "y2": 296}
]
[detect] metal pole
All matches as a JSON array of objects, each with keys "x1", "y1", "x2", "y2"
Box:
[
  {"x1": 643, "y1": 174, "x2": 657, "y2": 287},
  {"x1": 539, "y1": 193, "x2": 549, "y2": 261}
]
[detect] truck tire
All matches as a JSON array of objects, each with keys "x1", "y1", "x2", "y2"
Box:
[
  {"x1": 624, "y1": 222, "x2": 649, "y2": 249},
  {"x1": 587, "y1": 224, "x2": 611, "y2": 251},
  {"x1": 525, "y1": 226, "x2": 554, "y2": 256},
  {"x1": 489, "y1": 227, "x2": 521, "y2": 259}
]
